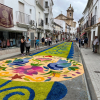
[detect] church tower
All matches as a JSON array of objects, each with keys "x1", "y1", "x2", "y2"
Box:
[{"x1": 67, "y1": 4, "x2": 74, "y2": 20}]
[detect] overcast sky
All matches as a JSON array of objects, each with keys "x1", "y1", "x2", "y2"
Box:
[{"x1": 53, "y1": 0, "x2": 88, "y2": 25}]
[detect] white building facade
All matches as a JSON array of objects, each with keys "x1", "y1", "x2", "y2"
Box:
[
  {"x1": 54, "y1": 19, "x2": 66, "y2": 41},
  {"x1": 0, "y1": 0, "x2": 36, "y2": 55},
  {"x1": 44, "y1": 0, "x2": 54, "y2": 38},
  {"x1": 82, "y1": 0, "x2": 100, "y2": 51},
  {"x1": 35, "y1": 0, "x2": 44, "y2": 44}
]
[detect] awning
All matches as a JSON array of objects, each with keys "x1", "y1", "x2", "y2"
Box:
[{"x1": 80, "y1": 33, "x2": 85, "y2": 36}]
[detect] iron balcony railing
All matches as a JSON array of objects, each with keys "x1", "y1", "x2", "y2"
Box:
[
  {"x1": 83, "y1": 15, "x2": 96, "y2": 29},
  {"x1": 38, "y1": 18, "x2": 44, "y2": 26},
  {"x1": 16, "y1": 11, "x2": 30, "y2": 25},
  {"x1": 91, "y1": 15, "x2": 96, "y2": 26}
]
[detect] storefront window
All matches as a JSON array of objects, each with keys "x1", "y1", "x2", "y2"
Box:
[{"x1": 0, "y1": 31, "x2": 22, "y2": 49}]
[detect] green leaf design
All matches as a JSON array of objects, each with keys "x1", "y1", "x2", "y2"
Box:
[
  {"x1": 41, "y1": 70, "x2": 63, "y2": 75},
  {"x1": 0, "y1": 66, "x2": 7, "y2": 71},
  {"x1": 31, "y1": 63, "x2": 43, "y2": 66},
  {"x1": 63, "y1": 77, "x2": 72, "y2": 78},
  {"x1": 68, "y1": 67, "x2": 79, "y2": 71},
  {"x1": 45, "y1": 78, "x2": 51, "y2": 82},
  {"x1": 23, "y1": 78, "x2": 30, "y2": 81},
  {"x1": 63, "y1": 71, "x2": 70, "y2": 74},
  {"x1": 5, "y1": 60, "x2": 12, "y2": 63}
]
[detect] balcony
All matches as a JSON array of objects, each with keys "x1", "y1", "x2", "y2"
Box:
[
  {"x1": 16, "y1": 11, "x2": 31, "y2": 28},
  {"x1": 91, "y1": 15, "x2": 96, "y2": 26},
  {"x1": 38, "y1": 18, "x2": 44, "y2": 29},
  {"x1": 83, "y1": 15, "x2": 96, "y2": 30},
  {"x1": 44, "y1": 8, "x2": 49, "y2": 14}
]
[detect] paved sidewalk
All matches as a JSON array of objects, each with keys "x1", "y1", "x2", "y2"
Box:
[
  {"x1": 0, "y1": 42, "x2": 62, "y2": 60},
  {"x1": 76, "y1": 43, "x2": 100, "y2": 100}
]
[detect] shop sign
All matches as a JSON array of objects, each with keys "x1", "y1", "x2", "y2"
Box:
[{"x1": 0, "y1": 3, "x2": 14, "y2": 28}]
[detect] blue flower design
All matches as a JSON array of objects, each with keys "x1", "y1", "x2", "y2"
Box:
[
  {"x1": 47, "y1": 59, "x2": 71, "y2": 70},
  {"x1": 8, "y1": 58, "x2": 30, "y2": 66}
]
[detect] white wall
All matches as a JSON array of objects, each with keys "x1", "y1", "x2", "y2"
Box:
[
  {"x1": 44, "y1": 0, "x2": 53, "y2": 32},
  {"x1": 54, "y1": 19, "x2": 65, "y2": 32},
  {"x1": 1, "y1": 0, "x2": 36, "y2": 32},
  {"x1": 36, "y1": 3, "x2": 44, "y2": 28}
]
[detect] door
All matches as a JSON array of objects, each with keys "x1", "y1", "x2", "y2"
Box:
[
  {"x1": 93, "y1": 31, "x2": 95, "y2": 43},
  {"x1": 30, "y1": 33, "x2": 34, "y2": 48},
  {"x1": 88, "y1": 32, "x2": 91, "y2": 48}
]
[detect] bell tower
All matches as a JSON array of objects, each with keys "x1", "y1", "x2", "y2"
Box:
[{"x1": 67, "y1": 4, "x2": 74, "y2": 19}]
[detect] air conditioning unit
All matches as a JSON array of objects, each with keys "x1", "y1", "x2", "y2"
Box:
[{"x1": 30, "y1": 20, "x2": 35, "y2": 26}]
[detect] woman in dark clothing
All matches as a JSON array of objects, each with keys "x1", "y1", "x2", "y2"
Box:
[{"x1": 20, "y1": 36, "x2": 25, "y2": 55}]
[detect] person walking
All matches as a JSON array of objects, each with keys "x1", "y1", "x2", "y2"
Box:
[
  {"x1": 42, "y1": 37, "x2": 45, "y2": 46},
  {"x1": 36, "y1": 38, "x2": 39, "y2": 50},
  {"x1": 26, "y1": 37, "x2": 31, "y2": 55},
  {"x1": 20, "y1": 36, "x2": 25, "y2": 55},
  {"x1": 34, "y1": 37, "x2": 37, "y2": 48},
  {"x1": 79, "y1": 38, "x2": 81, "y2": 47},
  {"x1": 50, "y1": 37, "x2": 52, "y2": 45},
  {"x1": 56, "y1": 38, "x2": 58, "y2": 43},
  {"x1": 82, "y1": 39, "x2": 84, "y2": 47},
  {"x1": 93, "y1": 36, "x2": 99, "y2": 53},
  {"x1": 84, "y1": 37, "x2": 88, "y2": 48},
  {"x1": 45, "y1": 37, "x2": 47, "y2": 46},
  {"x1": 48, "y1": 37, "x2": 51, "y2": 46}
]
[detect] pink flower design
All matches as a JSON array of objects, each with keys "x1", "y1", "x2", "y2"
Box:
[
  {"x1": 36, "y1": 58, "x2": 52, "y2": 61},
  {"x1": 13, "y1": 65, "x2": 44, "y2": 76}
]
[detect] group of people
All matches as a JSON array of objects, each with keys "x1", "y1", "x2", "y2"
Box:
[
  {"x1": 20, "y1": 36, "x2": 54, "y2": 56},
  {"x1": 78, "y1": 36, "x2": 99, "y2": 53},
  {"x1": 20, "y1": 36, "x2": 31, "y2": 56},
  {"x1": 79, "y1": 37, "x2": 88, "y2": 48},
  {"x1": 41, "y1": 37, "x2": 52, "y2": 46}
]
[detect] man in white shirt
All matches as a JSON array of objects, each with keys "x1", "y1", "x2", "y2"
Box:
[
  {"x1": 93, "y1": 36, "x2": 99, "y2": 53},
  {"x1": 45, "y1": 38, "x2": 47, "y2": 46}
]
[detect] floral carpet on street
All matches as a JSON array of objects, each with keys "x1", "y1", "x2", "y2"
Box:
[{"x1": 0, "y1": 42, "x2": 84, "y2": 100}]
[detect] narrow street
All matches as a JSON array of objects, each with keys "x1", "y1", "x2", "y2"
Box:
[
  {"x1": 0, "y1": 0, "x2": 100, "y2": 100},
  {"x1": 0, "y1": 42, "x2": 93, "y2": 100}
]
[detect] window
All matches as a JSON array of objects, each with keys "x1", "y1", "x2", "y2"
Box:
[
  {"x1": 19, "y1": 2, "x2": 24, "y2": 12},
  {"x1": 45, "y1": 18, "x2": 48, "y2": 25},
  {"x1": 45, "y1": 2, "x2": 48, "y2": 8},
  {"x1": 30, "y1": 9, "x2": 32, "y2": 14},
  {"x1": 70, "y1": 13, "x2": 71, "y2": 16},
  {"x1": 39, "y1": 12, "x2": 40, "y2": 18},
  {"x1": 19, "y1": 2, "x2": 24, "y2": 23}
]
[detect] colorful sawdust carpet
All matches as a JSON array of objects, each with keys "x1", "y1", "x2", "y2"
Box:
[
  {"x1": 0, "y1": 56, "x2": 84, "y2": 82},
  {"x1": 0, "y1": 42, "x2": 84, "y2": 100}
]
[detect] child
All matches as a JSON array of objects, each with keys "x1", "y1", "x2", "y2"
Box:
[{"x1": 36, "y1": 38, "x2": 39, "y2": 50}]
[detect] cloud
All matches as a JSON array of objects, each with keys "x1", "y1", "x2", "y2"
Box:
[{"x1": 53, "y1": 0, "x2": 88, "y2": 23}]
